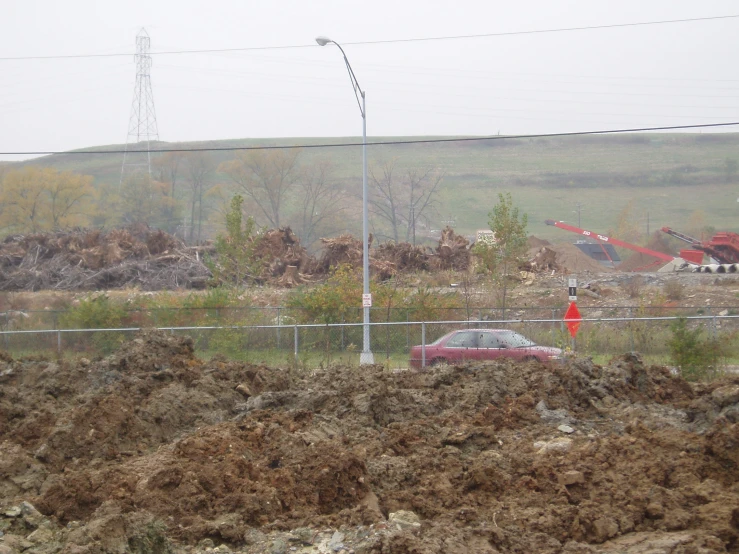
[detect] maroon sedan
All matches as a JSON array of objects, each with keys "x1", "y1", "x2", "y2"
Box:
[{"x1": 409, "y1": 329, "x2": 562, "y2": 369}]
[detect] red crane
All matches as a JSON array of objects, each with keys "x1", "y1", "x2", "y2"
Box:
[
  {"x1": 660, "y1": 227, "x2": 739, "y2": 264},
  {"x1": 545, "y1": 220, "x2": 676, "y2": 267}
]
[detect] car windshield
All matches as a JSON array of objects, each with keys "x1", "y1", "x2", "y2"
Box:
[
  {"x1": 428, "y1": 333, "x2": 449, "y2": 346},
  {"x1": 497, "y1": 331, "x2": 536, "y2": 347}
]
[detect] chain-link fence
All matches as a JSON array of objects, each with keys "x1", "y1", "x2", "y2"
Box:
[
  {"x1": 2, "y1": 314, "x2": 738, "y2": 369},
  {"x1": 2, "y1": 304, "x2": 738, "y2": 332}
]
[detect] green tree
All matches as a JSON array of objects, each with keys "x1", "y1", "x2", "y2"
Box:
[
  {"x1": 476, "y1": 192, "x2": 528, "y2": 315},
  {"x1": 209, "y1": 195, "x2": 262, "y2": 285}
]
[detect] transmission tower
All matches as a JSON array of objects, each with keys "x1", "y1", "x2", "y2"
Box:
[{"x1": 120, "y1": 28, "x2": 159, "y2": 185}]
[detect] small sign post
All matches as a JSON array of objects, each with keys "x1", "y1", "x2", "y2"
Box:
[
  {"x1": 362, "y1": 294, "x2": 372, "y2": 308},
  {"x1": 568, "y1": 278, "x2": 577, "y2": 301}
]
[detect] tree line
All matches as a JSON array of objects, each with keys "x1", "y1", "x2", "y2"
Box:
[{"x1": 0, "y1": 151, "x2": 444, "y2": 251}]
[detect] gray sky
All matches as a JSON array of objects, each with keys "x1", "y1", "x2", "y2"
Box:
[{"x1": 1, "y1": 0, "x2": 738, "y2": 161}]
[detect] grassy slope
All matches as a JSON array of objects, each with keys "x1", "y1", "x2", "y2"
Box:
[{"x1": 15, "y1": 133, "x2": 739, "y2": 241}]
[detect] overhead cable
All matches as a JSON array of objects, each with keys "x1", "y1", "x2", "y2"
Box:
[
  {"x1": 0, "y1": 14, "x2": 737, "y2": 61},
  {"x1": 3, "y1": 121, "x2": 738, "y2": 157}
]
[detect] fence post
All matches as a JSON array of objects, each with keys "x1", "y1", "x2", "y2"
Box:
[
  {"x1": 421, "y1": 321, "x2": 426, "y2": 369},
  {"x1": 629, "y1": 308, "x2": 634, "y2": 352},
  {"x1": 406, "y1": 313, "x2": 410, "y2": 350},
  {"x1": 277, "y1": 307, "x2": 281, "y2": 350},
  {"x1": 294, "y1": 325, "x2": 299, "y2": 364},
  {"x1": 551, "y1": 309, "x2": 556, "y2": 349},
  {"x1": 57, "y1": 330, "x2": 62, "y2": 355},
  {"x1": 341, "y1": 315, "x2": 345, "y2": 351}
]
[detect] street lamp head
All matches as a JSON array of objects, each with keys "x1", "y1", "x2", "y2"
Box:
[{"x1": 315, "y1": 36, "x2": 333, "y2": 46}]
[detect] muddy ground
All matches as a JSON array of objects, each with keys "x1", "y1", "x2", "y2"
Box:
[{"x1": 1, "y1": 330, "x2": 738, "y2": 553}]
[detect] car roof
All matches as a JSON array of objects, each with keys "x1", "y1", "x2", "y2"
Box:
[{"x1": 452, "y1": 329, "x2": 514, "y2": 333}]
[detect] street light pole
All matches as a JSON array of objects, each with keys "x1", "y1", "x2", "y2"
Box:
[{"x1": 316, "y1": 36, "x2": 374, "y2": 364}]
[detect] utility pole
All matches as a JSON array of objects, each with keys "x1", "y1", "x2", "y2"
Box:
[
  {"x1": 574, "y1": 202, "x2": 582, "y2": 228},
  {"x1": 120, "y1": 28, "x2": 159, "y2": 186}
]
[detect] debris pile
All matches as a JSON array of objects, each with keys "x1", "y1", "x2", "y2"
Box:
[
  {"x1": 0, "y1": 225, "x2": 210, "y2": 291},
  {"x1": 374, "y1": 241, "x2": 430, "y2": 273},
  {"x1": 522, "y1": 245, "x2": 561, "y2": 273},
  {"x1": 253, "y1": 227, "x2": 316, "y2": 287},
  {"x1": 316, "y1": 234, "x2": 430, "y2": 281},
  {"x1": 432, "y1": 226, "x2": 471, "y2": 271},
  {"x1": 316, "y1": 233, "x2": 369, "y2": 274},
  {"x1": 1, "y1": 332, "x2": 738, "y2": 552},
  {"x1": 0, "y1": 224, "x2": 638, "y2": 291}
]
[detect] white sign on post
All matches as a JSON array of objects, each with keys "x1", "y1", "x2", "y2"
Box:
[
  {"x1": 362, "y1": 293, "x2": 372, "y2": 308},
  {"x1": 568, "y1": 278, "x2": 577, "y2": 301}
]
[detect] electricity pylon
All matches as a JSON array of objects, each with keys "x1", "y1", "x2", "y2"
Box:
[{"x1": 120, "y1": 28, "x2": 159, "y2": 185}]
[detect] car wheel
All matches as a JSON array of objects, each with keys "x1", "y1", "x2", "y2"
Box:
[
  {"x1": 523, "y1": 355, "x2": 539, "y2": 363},
  {"x1": 431, "y1": 357, "x2": 448, "y2": 367}
]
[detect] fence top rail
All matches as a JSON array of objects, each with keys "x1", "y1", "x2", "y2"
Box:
[
  {"x1": 2, "y1": 314, "x2": 739, "y2": 335},
  {"x1": 4, "y1": 305, "x2": 739, "y2": 315}
]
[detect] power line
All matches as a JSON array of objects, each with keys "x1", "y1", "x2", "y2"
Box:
[
  {"x1": 1, "y1": 14, "x2": 737, "y2": 61},
  {"x1": 344, "y1": 14, "x2": 739, "y2": 45},
  {"x1": 4, "y1": 121, "x2": 738, "y2": 157}
]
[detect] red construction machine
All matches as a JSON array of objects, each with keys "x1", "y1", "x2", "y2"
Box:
[
  {"x1": 544, "y1": 220, "x2": 689, "y2": 270},
  {"x1": 660, "y1": 227, "x2": 739, "y2": 264}
]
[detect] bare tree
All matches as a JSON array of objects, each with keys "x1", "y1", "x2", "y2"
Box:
[
  {"x1": 368, "y1": 159, "x2": 443, "y2": 243},
  {"x1": 152, "y1": 152, "x2": 184, "y2": 233},
  {"x1": 182, "y1": 152, "x2": 215, "y2": 244},
  {"x1": 404, "y1": 168, "x2": 443, "y2": 245},
  {"x1": 153, "y1": 152, "x2": 183, "y2": 199},
  {"x1": 296, "y1": 159, "x2": 349, "y2": 251},
  {"x1": 368, "y1": 160, "x2": 402, "y2": 242},
  {"x1": 220, "y1": 149, "x2": 301, "y2": 228}
]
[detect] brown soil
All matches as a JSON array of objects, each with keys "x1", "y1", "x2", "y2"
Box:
[
  {"x1": 541, "y1": 243, "x2": 614, "y2": 274},
  {"x1": 617, "y1": 233, "x2": 679, "y2": 272},
  {"x1": 1, "y1": 331, "x2": 738, "y2": 553},
  {"x1": 527, "y1": 235, "x2": 552, "y2": 249}
]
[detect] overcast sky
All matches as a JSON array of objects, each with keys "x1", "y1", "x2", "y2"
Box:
[{"x1": 1, "y1": 0, "x2": 738, "y2": 161}]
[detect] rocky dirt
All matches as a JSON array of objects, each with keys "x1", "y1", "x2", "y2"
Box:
[{"x1": 1, "y1": 330, "x2": 738, "y2": 553}]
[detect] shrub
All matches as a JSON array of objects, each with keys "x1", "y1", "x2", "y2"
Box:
[
  {"x1": 667, "y1": 317, "x2": 726, "y2": 381},
  {"x1": 621, "y1": 275, "x2": 644, "y2": 299},
  {"x1": 663, "y1": 279, "x2": 685, "y2": 301},
  {"x1": 59, "y1": 294, "x2": 127, "y2": 353},
  {"x1": 59, "y1": 294, "x2": 126, "y2": 329}
]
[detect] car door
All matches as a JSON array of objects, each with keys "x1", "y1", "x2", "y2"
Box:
[
  {"x1": 478, "y1": 331, "x2": 507, "y2": 360},
  {"x1": 442, "y1": 331, "x2": 479, "y2": 362}
]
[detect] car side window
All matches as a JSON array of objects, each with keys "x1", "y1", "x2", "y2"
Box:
[
  {"x1": 478, "y1": 332, "x2": 501, "y2": 348},
  {"x1": 446, "y1": 331, "x2": 478, "y2": 348}
]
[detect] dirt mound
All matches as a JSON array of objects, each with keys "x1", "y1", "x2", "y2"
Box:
[
  {"x1": 0, "y1": 225, "x2": 210, "y2": 291},
  {"x1": 1, "y1": 334, "x2": 738, "y2": 552},
  {"x1": 617, "y1": 252, "x2": 667, "y2": 272},
  {"x1": 617, "y1": 232, "x2": 678, "y2": 272},
  {"x1": 527, "y1": 235, "x2": 551, "y2": 248},
  {"x1": 527, "y1": 242, "x2": 613, "y2": 274}
]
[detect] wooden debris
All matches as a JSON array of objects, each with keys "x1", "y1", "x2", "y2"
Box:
[
  {"x1": 432, "y1": 227, "x2": 471, "y2": 271},
  {"x1": 0, "y1": 225, "x2": 211, "y2": 291}
]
